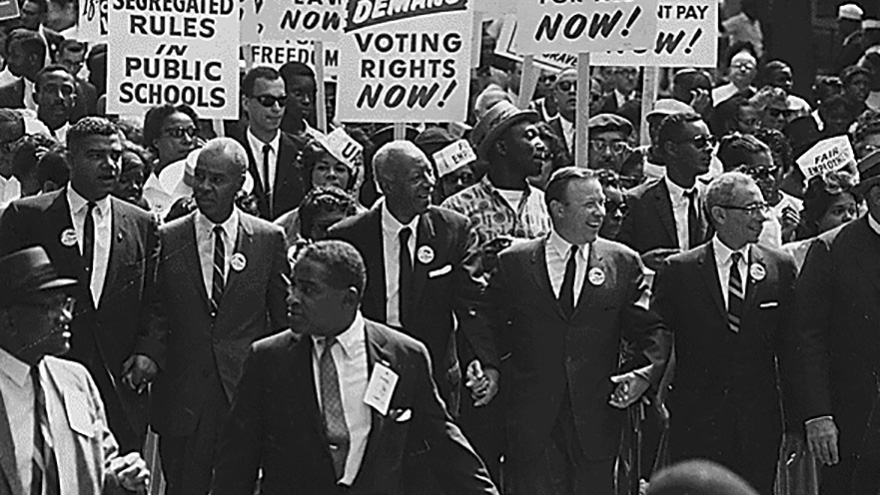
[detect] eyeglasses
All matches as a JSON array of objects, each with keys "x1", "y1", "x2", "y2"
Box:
[
  {"x1": 718, "y1": 202, "x2": 771, "y2": 216},
  {"x1": 677, "y1": 134, "x2": 716, "y2": 149},
  {"x1": 539, "y1": 74, "x2": 557, "y2": 84},
  {"x1": 251, "y1": 95, "x2": 287, "y2": 108},
  {"x1": 557, "y1": 80, "x2": 576, "y2": 92},
  {"x1": 590, "y1": 140, "x2": 629, "y2": 155},
  {"x1": 742, "y1": 165, "x2": 780, "y2": 178},
  {"x1": 732, "y1": 62, "x2": 756, "y2": 71},
  {"x1": 162, "y1": 126, "x2": 198, "y2": 139}
]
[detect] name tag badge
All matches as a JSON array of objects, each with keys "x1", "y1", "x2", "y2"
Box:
[{"x1": 363, "y1": 362, "x2": 399, "y2": 416}]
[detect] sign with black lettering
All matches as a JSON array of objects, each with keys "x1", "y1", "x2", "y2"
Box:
[
  {"x1": 0, "y1": 0, "x2": 20, "y2": 21},
  {"x1": 79, "y1": 0, "x2": 107, "y2": 42},
  {"x1": 243, "y1": 0, "x2": 344, "y2": 43},
  {"x1": 243, "y1": 41, "x2": 340, "y2": 79},
  {"x1": 337, "y1": 0, "x2": 472, "y2": 122},
  {"x1": 107, "y1": 0, "x2": 240, "y2": 119},
  {"x1": 515, "y1": 0, "x2": 659, "y2": 53}
]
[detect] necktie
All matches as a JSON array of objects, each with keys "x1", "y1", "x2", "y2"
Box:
[
  {"x1": 82, "y1": 202, "x2": 96, "y2": 278},
  {"x1": 262, "y1": 144, "x2": 273, "y2": 217},
  {"x1": 31, "y1": 366, "x2": 59, "y2": 495},
  {"x1": 398, "y1": 227, "x2": 413, "y2": 328},
  {"x1": 319, "y1": 338, "x2": 350, "y2": 480},
  {"x1": 728, "y1": 252, "x2": 745, "y2": 333},
  {"x1": 211, "y1": 225, "x2": 225, "y2": 314},
  {"x1": 685, "y1": 189, "x2": 701, "y2": 249},
  {"x1": 559, "y1": 245, "x2": 578, "y2": 318}
]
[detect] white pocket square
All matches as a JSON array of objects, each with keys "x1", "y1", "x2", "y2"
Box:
[
  {"x1": 391, "y1": 408, "x2": 412, "y2": 422},
  {"x1": 428, "y1": 264, "x2": 452, "y2": 278},
  {"x1": 759, "y1": 301, "x2": 779, "y2": 309}
]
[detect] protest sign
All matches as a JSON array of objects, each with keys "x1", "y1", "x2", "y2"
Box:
[
  {"x1": 495, "y1": 17, "x2": 575, "y2": 71},
  {"x1": 321, "y1": 127, "x2": 364, "y2": 168},
  {"x1": 0, "y1": 0, "x2": 19, "y2": 21},
  {"x1": 796, "y1": 136, "x2": 856, "y2": 180},
  {"x1": 243, "y1": 41, "x2": 340, "y2": 79},
  {"x1": 107, "y1": 0, "x2": 240, "y2": 119},
  {"x1": 79, "y1": 0, "x2": 107, "y2": 42},
  {"x1": 592, "y1": 0, "x2": 717, "y2": 67},
  {"x1": 243, "y1": 0, "x2": 344, "y2": 43},
  {"x1": 514, "y1": 0, "x2": 658, "y2": 54},
  {"x1": 337, "y1": 0, "x2": 473, "y2": 123},
  {"x1": 433, "y1": 139, "x2": 476, "y2": 177}
]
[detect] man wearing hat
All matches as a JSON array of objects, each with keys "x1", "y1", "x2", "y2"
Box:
[
  {"x1": 791, "y1": 149, "x2": 880, "y2": 495},
  {"x1": 0, "y1": 246, "x2": 150, "y2": 495},
  {"x1": 586, "y1": 113, "x2": 633, "y2": 173},
  {"x1": 638, "y1": 99, "x2": 696, "y2": 180},
  {"x1": 414, "y1": 126, "x2": 475, "y2": 204}
]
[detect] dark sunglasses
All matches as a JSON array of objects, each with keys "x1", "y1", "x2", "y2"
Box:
[
  {"x1": 163, "y1": 126, "x2": 198, "y2": 139},
  {"x1": 605, "y1": 200, "x2": 629, "y2": 215},
  {"x1": 742, "y1": 165, "x2": 780, "y2": 178},
  {"x1": 678, "y1": 134, "x2": 716, "y2": 149},
  {"x1": 252, "y1": 94, "x2": 287, "y2": 108},
  {"x1": 557, "y1": 80, "x2": 576, "y2": 92}
]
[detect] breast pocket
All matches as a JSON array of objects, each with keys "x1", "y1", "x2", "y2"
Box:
[{"x1": 63, "y1": 387, "x2": 99, "y2": 438}]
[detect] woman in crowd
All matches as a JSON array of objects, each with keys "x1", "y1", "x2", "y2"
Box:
[
  {"x1": 141, "y1": 104, "x2": 201, "y2": 214},
  {"x1": 750, "y1": 86, "x2": 792, "y2": 132},
  {"x1": 818, "y1": 93, "x2": 857, "y2": 136},
  {"x1": 852, "y1": 109, "x2": 880, "y2": 158},
  {"x1": 112, "y1": 141, "x2": 151, "y2": 210},
  {"x1": 286, "y1": 185, "x2": 359, "y2": 263},
  {"x1": 529, "y1": 121, "x2": 569, "y2": 190},
  {"x1": 711, "y1": 94, "x2": 761, "y2": 137}
]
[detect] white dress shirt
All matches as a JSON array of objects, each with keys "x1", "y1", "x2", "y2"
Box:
[
  {"x1": 559, "y1": 115, "x2": 575, "y2": 153},
  {"x1": 546, "y1": 230, "x2": 589, "y2": 304},
  {"x1": 0, "y1": 347, "x2": 35, "y2": 491},
  {"x1": 311, "y1": 311, "x2": 371, "y2": 486},
  {"x1": 67, "y1": 186, "x2": 111, "y2": 307},
  {"x1": 0, "y1": 174, "x2": 21, "y2": 208},
  {"x1": 23, "y1": 77, "x2": 35, "y2": 111},
  {"x1": 664, "y1": 176, "x2": 700, "y2": 250},
  {"x1": 712, "y1": 236, "x2": 750, "y2": 308},
  {"x1": 381, "y1": 200, "x2": 418, "y2": 328},
  {"x1": 194, "y1": 209, "x2": 239, "y2": 299},
  {"x1": 246, "y1": 128, "x2": 280, "y2": 196},
  {"x1": 49, "y1": 122, "x2": 69, "y2": 143}
]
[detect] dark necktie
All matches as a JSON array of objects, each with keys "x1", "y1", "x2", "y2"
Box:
[
  {"x1": 211, "y1": 225, "x2": 225, "y2": 314},
  {"x1": 82, "y1": 201, "x2": 96, "y2": 278},
  {"x1": 728, "y1": 252, "x2": 744, "y2": 333},
  {"x1": 559, "y1": 244, "x2": 578, "y2": 318},
  {"x1": 262, "y1": 144, "x2": 273, "y2": 217},
  {"x1": 685, "y1": 188, "x2": 701, "y2": 249},
  {"x1": 31, "y1": 365, "x2": 59, "y2": 495},
  {"x1": 398, "y1": 227, "x2": 413, "y2": 328},
  {"x1": 319, "y1": 338, "x2": 349, "y2": 480}
]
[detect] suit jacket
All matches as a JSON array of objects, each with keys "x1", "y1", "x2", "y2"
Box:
[
  {"x1": 327, "y1": 205, "x2": 498, "y2": 414},
  {"x1": 0, "y1": 356, "x2": 128, "y2": 495},
  {"x1": 0, "y1": 79, "x2": 24, "y2": 109},
  {"x1": 488, "y1": 236, "x2": 670, "y2": 461},
  {"x1": 211, "y1": 319, "x2": 499, "y2": 495},
  {"x1": 71, "y1": 77, "x2": 98, "y2": 121},
  {"x1": 0, "y1": 189, "x2": 159, "y2": 450},
  {"x1": 618, "y1": 177, "x2": 711, "y2": 254},
  {"x1": 792, "y1": 217, "x2": 880, "y2": 458},
  {"x1": 138, "y1": 210, "x2": 288, "y2": 437},
  {"x1": 232, "y1": 128, "x2": 306, "y2": 220},
  {"x1": 652, "y1": 242, "x2": 797, "y2": 465}
]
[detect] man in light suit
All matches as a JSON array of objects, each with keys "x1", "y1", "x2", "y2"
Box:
[
  {"x1": 212, "y1": 240, "x2": 498, "y2": 495},
  {"x1": 487, "y1": 167, "x2": 670, "y2": 495},
  {"x1": 0, "y1": 246, "x2": 148, "y2": 495},
  {"x1": 328, "y1": 141, "x2": 499, "y2": 417},
  {"x1": 135, "y1": 137, "x2": 287, "y2": 495},
  {"x1": 618, "y1": 111, "x2": 713, "y2": 271},
  {"x1": 652, "y1": 172, "x2": 798, "y2": 495},
  {"x1": 0, "y1": 117, "x2": 160, "y2": 453}
]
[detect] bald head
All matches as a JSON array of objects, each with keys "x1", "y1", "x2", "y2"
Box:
[
  {"x1": 647, "y1": 461, "x2": 759, "y2": 495},
  {"x1": 373, "y1": 141, "x2": 435, "y2": 223},
  {"x1": 198, "y1": 137, "x2": 248, "y2": 175},
  {"x1": 193, "y1": 137, "x2": 248, "y2": 223}
]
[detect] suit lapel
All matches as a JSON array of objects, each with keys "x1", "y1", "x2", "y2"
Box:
[
  {"x1": 697, "y1": 243, "x2": 727, "y2": 319},
  {"x1": 363, "y1": 208, "x2": 387, "y2": 319},
  {"x1": 571, "y1": 241, "x2": 604, "y2": 318},
  {"x1": 653, "y1": 180, "x2": 679, "y2": 248},
  {"x1": 289, "y1": 335, "x2": 329, "y2": 449},
  {"x1": 410, "y1": 212, "x2": 436, "y2": 313},
  {"x1": 356, "y1": 322, "x2": 392, "y2": 487},
  {"x1": 240, "y1": 131, "x2": 270, "y2": 219},
  {"x1": 180, "y1": 213, "x2": 212, "y2": 310},
  {"x1": 530, "y1": 238, "x2": 566, "y2": 320},
  {"x1": 0, "y1": 386, "x2": 23, "y2": 495},
  {"x1": 742, "y1": 246, "x2": 767, "y2": 323},
  {"x1": 220, "y1": 214, "x2": 253, "y2": 307},
  {"x1": 99, "y1": 199, "x2": 125, "y2": 309},
  {"x1": 273, "y1": 134, "x2": 295, "y2": 214},
  {"x1": 854, "y1": 218, "x2": 880, "y2": 297}
]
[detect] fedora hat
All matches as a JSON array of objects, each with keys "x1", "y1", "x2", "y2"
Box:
[
  {"x1": 473, "y1": 100, "x2": 539, "y2": 160},
  {"x1": 0, "y1": 246, "x2": 77, "y2": 308},
  {"x1": 855, "y1": 149, "x2": 880, "y2": 195}
]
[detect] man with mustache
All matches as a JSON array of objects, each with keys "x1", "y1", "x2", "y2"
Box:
[{"x1": 33, "y1": 64, "x2": 76, "y2": 142}]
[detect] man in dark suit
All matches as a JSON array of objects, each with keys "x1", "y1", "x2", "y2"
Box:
[
  {"x1": 652, "y1": 171, "x2": 798, "y2": 495},
  {"x1": 33, "y1": 64, "x2": 76, "y2": 141},
  {"x1": 0, "y1": 117, "x2": 160, "y2": 453},
  {"x1": 55, "y1": 39, "x2": 98, "y2": 120},
  {"x1": 0, "y1": 29, "x2": 46, "y2": 110},
  {"x1": 233, "y1": 66, "x2": 306, "y2": 220},
  {"x1": 618, "y1": 111, "x2": 713, "y2": 271},
  {"x1": 19, "y1": 0, "x2": 64, "y2": 62},
  {"x1": 329, "y1": 140, "x2": 498, "y2": 417},
  {"x1": 212, "y1": 239, "x2": 499, "y2": 495},
  {"x1": 546, "y1": 67, "x2": 576, "y2": 155},
  {"x1": 134, "y1": 137, "x2": 287, "y2": 495},
  {"x1": 487, "y1": 167, "x2": 670, "y2": 495},
  {"x1": 790, "y1": 151, "x2": 880, "y2": 495}
]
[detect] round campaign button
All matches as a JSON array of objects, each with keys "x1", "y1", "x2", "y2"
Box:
[
  {"x1": 417, "y1": 246, "x2": 434, "y2": 264},
  {"x1": 749, "y1": 263, "x2": 766, "y2": 282},
  {"x1": 60, "y1": 228, "x2": 77, "y2": 247},
  {"x1": 588, "y1": 267, "x2": 606, "y2": 286},
  {"x1": 231, "y1": 253, "x2": 247, "y2": 272}
]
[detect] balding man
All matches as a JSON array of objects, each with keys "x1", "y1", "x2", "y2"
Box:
[
  {"x1": 647, "y1": 461, "x2": 760, "y2": 495},
  {"x1": 136, "y1": 137, "x2": 288, "y2": 495}
]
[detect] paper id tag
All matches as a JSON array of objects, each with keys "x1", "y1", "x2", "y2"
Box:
[{"x1": 363, "y1": 362, "x2": 399, "y2": 416}]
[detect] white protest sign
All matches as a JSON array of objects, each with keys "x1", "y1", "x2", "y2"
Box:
[
  {"x1": 514, "y1": 0, "x2": 659, "y2": 54},
  {"x1": 321, "y1": 127, "x2": 363, "y2": 168},
  {"x1": 107, "y1": 0, "x2": 240, "y2": 119},
  {"x1": 242, "y1": 41, "x2": 340, "y2": 79},
  {"x1": 78, "y1": 0, "x2": 107, "y2": 42},
  {"x1": 592, "y1": 0, "x2": 717, "y2": 67},
  {"x1": 244, "y1": 0, "x2": 344, "y2": 43},
  {"x1": 337, "y1": 0, "x2": 473, "y2": 123},
  {"x1": 796, "y1": 136, "x2": 856, "y2": 180},
  {"x1": 0, "y1": 0, "x2": 19, "y2": 20},
  {"x1": 433, "y1": 139, "x2": 476, "y2": 177},
  {"x1": 495, "y1": 15, "x2": 574, "y2": 72}
]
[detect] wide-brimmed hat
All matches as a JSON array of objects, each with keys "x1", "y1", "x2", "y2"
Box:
[
  {"x1": 855, "y1": 149, "x2": 880, "y2": 195},
  {"x1": 472, "y1": 100, "x2": 539, "y2": 159},
  {"x1": 0, "y1": 246, "x2": 76, "y2": 308}
]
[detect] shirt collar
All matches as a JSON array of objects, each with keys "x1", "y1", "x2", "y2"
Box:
[
  {"x1": 195, "y1": 207, "x2": 240, "y2": 239},
  {"x1": 66, "y1": 185, "x2": 111, "y2": 217},
  {"x1": 664, "y1": 175, "x2": 697, "y2": 204},
  {"x1": 712, "y1": 235, "x2": 750, "y2": 266},
  {"x1": 246, "y1": 127, "x2": 281, "y2": 153},
  {"x1": 380, "y1": 198, "x2": 419, "y2": 237},
  {"x1": 548, "y1": 229, "x2": 588, "y2": 261},
  {"x1": 869, "y1": 212, "x2": 880, "y2": 236},
  {"x1": 0, "y1": 346, "x2": 31, "y2": 387},
  {"x1": 480, "y1": 175, "x2": 533, "y2": 201},
  {"x1": 312, "y1": 310, "x2": 365, "y2": 360}
]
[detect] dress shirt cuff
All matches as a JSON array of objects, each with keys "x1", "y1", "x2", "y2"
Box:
[{"x1": 805, "y1": 415, "x2": 834, "y2": 427}]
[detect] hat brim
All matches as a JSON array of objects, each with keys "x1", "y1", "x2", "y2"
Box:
[
  {"x1": 34, "y1": 277, "x2": 78, "y2": 292},
  {"x1": 477, "y1": 110, "x2": 540, "y2": 159}
]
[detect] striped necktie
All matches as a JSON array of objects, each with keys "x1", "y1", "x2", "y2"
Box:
[
  {"x1": 728, "y1": 252, "x2": 744, "y2": 333},
  {"x1": 211, "y1": 225, "x2": 225, "y2": 314},
  {"x1": 31, "y1": 365, "x2": 59, "y2": 495}
]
